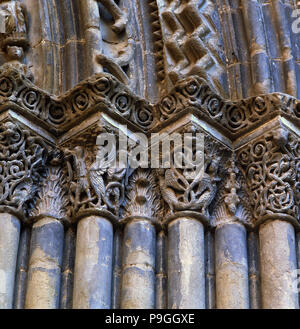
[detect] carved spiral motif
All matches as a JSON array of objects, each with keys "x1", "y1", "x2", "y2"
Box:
[
  {"x1": 113, "y1": 93, "x2": 132, "y2": 119},
  {"x1": 134, "y1": 104, "x2": 154, "y2": 128},
  {"x1": 47, "y1": 101, "x2": 66, "y2": 124},
  {"x1": 182, "y1": 79, "x2": 200, "y2": 98},
  {"x1": 253, "y1": 96, "x2": 268, "y2": 115},
  {"x1": 21, "y1": 89, "x2": 41, "y2": 111},
  {"x1": 159, "y1": 94, "x2": 178, "y2": 118},
  {"x1": 73, "y1": 92, "x2": 89, "y2": 112},
  {"x1": 92, "y1": 77, "x2": 111, "y2": 95},
  {"x1": 226, "y1": 105, "x2": 246, "y2": 129},
  {"x1": 294, "y1": 102, "x2": 300, "y2": 118},
  {"x1": 0, "y1": 77, "x2": 14, "y2": 97},
  {"x1": 206, "y1": 96, "x2": 223, "y2": 118}
]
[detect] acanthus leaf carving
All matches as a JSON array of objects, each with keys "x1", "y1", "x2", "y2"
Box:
[
  {"x1": 123, "y1": 168, "x2": 161, "y2": 222},
  {"x1": 29, "y1": 150, "x2": 69, "y2": 222}
]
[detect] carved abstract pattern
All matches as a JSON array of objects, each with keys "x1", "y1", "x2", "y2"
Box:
[
  {"x1": 0, "y1": 121, "x2": 47, "y2": 217},
  {"x1": 157, "y1": 0, "x2": 227, "y2": 96},
  {"x1": 237, "y1": 129, "x2": 298, "y2": 221}
]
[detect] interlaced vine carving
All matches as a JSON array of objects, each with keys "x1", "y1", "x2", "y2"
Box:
[
  {"x1": 237, "y1": 128, "x2": 298, "y2": 222},
  {"x1": 0, "y1": 121, "x2": 48, "y2": 218}
]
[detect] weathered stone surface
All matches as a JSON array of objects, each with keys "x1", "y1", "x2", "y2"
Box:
[
  {"x1": 25, "y1": 217, "x2": 64, "y2": 309},
  {"x1": 72, "y1": 216, "x2": 113, "y2": 309},
  {"x1": 168, "y1": 218, "x2": 205, "y2": 309},
  {"x1": 0, "y1": 213, "x2": 20, "y2": 309},
  {"x1": 259, "y1": 220, "x2": 299, "y2": 309},
  {"x1": 215, "y1": 223, "x2": 249, "y2": 309},
  {"x1": 121, "y1": 219, "x2": 156, "y2": 309}
]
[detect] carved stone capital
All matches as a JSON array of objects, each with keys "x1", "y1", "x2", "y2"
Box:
[
  {"x1": 122, "y1": 168, "x2": 161, "y2": 226},
  {"x1": 156, "y1": 130, "x2": 230, "y2": 222},
  {"x1": 211, "y1": 155, "x2": 252, "y2": 228},
  {"x1": 28, "y1": 150, "x2": 69, "y2": 225},
  {"x1": 237, "y1": 127, "x2": 300, "y2": 227},
  {"x1": 0, "y1": 120, "x2": 48, "y2": 221}
]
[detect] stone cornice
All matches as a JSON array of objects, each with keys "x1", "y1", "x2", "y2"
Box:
[{"x1": 1, "y1": 69, "x2": 300, "y2": 145}]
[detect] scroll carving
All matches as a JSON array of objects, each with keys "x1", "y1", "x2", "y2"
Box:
[
  {"x1": 0, "y1": 121, "x2": 47, "y2": 219},
  {"x1": 237, "y1": 128, "x2": 298, "y2": 222}
]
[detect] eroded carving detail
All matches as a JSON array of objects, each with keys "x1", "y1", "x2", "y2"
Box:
[
  {"x1": 211, "y1": 155, "x2": 252, "y2": 227},
  {"x1": 123, "y1": 168, "x2": 160, "y2": 221},
  {"x1": 157, "y1": 131, "x2": 228, "y2": 217},
  {"x1": 0, "y1": 0, "x2": 32, "y2": 80},
  {"x1": 29, "y1": 150, "x2": 69, "y2": 222},
  {"x1": 237, "y1": 128, "x2": 298, "y2": 222},
  {"x1": 0, "y1": 121, "x2": 47, "y2": 219}
]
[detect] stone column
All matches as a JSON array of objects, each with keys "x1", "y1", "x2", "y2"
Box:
[
  {"x1": 168, "y1": 216, "x2": 205, "y2": 309},
  {"x1": 25, "y1": 217, "x2": 64, "y2": 309},
  {"x1": 121, "y1": 218, "x2": 156, "y2": 309},
  {"x1": 215, "y1": 222, "x2": 249, "y2": 309},
  {"x1": 0, "y1": 213, "x2": 21, "y2": 309},
  {"x1": 259, "y1": 220, "x2": 299, "y2": 309},
  {"x1": 73, "y1": 215, "x2": 113, "y2": 309},
  {"x1": 156, "y1": 230, "x2": 167, "y2": 309},
  {"x1": 120, "y1": 169, "x2": 159, "y2": 309}
]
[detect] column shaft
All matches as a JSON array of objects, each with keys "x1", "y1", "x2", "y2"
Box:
[
  {"x1": 121, "y1": 219, "x2": 156, "y2": 309},
  {"x1": 259, "y1": 220, "x2": 299, "y2": 309},
  {"x1": 25, "y1": 217, "x2": 64, "y2": 309},
  {"x1": 0, "y1": 213, "x2": 20, "y2": 309},
  {"x1": 168, "y1": 217, "x2": 205, "y2": 309},
  {"x1": 215, "y1": 222, "x2": 249, "y2": 309},
  {"x1": 73, "y1": 216, "x2": 113, "y2": 309}
]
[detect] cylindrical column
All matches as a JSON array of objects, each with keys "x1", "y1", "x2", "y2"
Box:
[
  {"x1": 259, "y1": 220, "x2": 299, "y2": 309},
  {"x1": 248, "y1": 231, "x2": 261, "y2": 309},
  {"x1": 25, "y1": 217, "x2": 64, "y2": 309},
  {"x1": 168, "y1": 217, "x2": 205, "y2": 309},
  {"x1": 73, "y1": 216, "x2": 113, "y2": 309},
  {"x1": 0, "y1": 213, "x2": 21, "y2": 309},
  {"x1": 156, "y1": 230, "x2": 167, "y2": 309},
  {"x1": 60, "y1": 227, "x2": 76, "y2": 309},
  {"x1": 112, "y1": 228, "x2": 123, "y2": 309},
  {"x1": 215, "y1": 222, "x2": 249, "y2": 309},
  {"x1": 14, "y1": 226, "x2": 31, "y2": 309},
  {"x1": 121, "y1": 219, "x2": 156, "y2": 309}
]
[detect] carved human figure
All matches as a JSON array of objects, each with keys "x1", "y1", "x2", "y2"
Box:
[{"x1": 0, "y1": 0, "x2": 32, "y2": 79}]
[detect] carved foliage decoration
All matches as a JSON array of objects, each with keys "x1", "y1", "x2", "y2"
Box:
[
  {"x1": 237, "y1": 128, "x2": 298, "y2": 221},
  {"x1": 157, "y1": 131, "x2": 228, "y2": 216},
  {"x1": 123, "y1": 168, "x2": 160, "y2": 220},
  {"x1": 0, "y1": 121, "x2": 47, "y2": 217},
  {"x1": 29, "y1": 151, "x2": 69, "y2": 221},
  {"x1": 63, "y1": 125, "x2": 131, "y2": 218}
]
